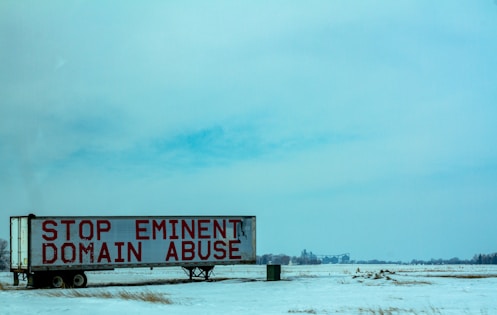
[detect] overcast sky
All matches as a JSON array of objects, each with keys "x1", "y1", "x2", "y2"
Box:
[{"x1": 1, "y1": 1, "x2": 497, "y2": 262}]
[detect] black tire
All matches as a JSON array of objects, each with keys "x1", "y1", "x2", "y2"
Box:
[
  {"x1": 51, "y1": 274, "x2": 65, "y2": 288},
  {"x1": 71, "y1": 272, "x2": 87, "y2": 288}
]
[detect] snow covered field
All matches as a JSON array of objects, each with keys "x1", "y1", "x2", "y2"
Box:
[{"x1": 2, "y1": 264, "x2": 497, "y2": 314}]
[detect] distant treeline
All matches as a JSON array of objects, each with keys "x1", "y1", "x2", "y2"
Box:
[
  {"x1": 257, "y1": 250, "x2": 350, "y2": 265},
  {"x1": 472, "y1": 253, "x2": 497, "y2": 265},
  {"x1": 256, "y1": 250, "x2": 497, "y2": 265}
]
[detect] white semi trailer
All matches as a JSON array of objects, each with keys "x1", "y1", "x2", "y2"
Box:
[{"x1": 10, "y1": 214, "x2": 256, "y2": 288}]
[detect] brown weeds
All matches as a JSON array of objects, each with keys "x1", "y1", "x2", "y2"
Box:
[
  {"x1": 432, "y1": 274, "x2": 497, "y2": 279},
  {"x1": 356, "y1": 307, "x2": 418, "y2": 314},
  {"x1": 288, "y1": 309, "x2": 318, "y2": 314},
  {"x1": 117, "y1": 290, "x2": 172, "y2": 304},
  {"x1": 42, "y1": 289, "x2": 172, "y2": 304},
  {"x1": 392, "y1": 280, "x2": 432, "y2": 286}
]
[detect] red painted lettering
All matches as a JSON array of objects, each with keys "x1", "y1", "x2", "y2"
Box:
[
  {"x1": 198, "y1": 240, "x2": 211, "y2": 260},
  {"x1": 97, "y1": 243, "x2": 111, "y2": 263},
  {"x1": 79, "y1": 220, "x2": 94, "y2": 240},
  {"x1": 97, "y1": 220, "x2": 111, "y2": 240},
  {"x1": 229, "y1": 240, "x2": 242, "y2": 259},
  {"x1": 165, "y1": 242, "x2": 178, "y2": 261},
  {"x1": 61, "y1": 243, "x2": 76, "y2": 263},
  {"x1": 115, "y1": 242, "x2": 125, "y2": 262},
  {"x1": 61, "y1": 220, "x2": 75, "y2": 241},
  {"x1": 42, "y1": 220, "x2": 57, "y2": 241},
  {"x1": 135, "y1": 220, "x2": 149, "y2": 240},
  {"x1": 128, "y1": 242, "x2": 142, "y2": 262},
  {"x1": 182, "y1": 220, "x2": 195, "y2": 239},
  {"x1": 229, "y1": 219, "x2": 242, "y2": 238},
  {"x1": 198, "y1": 219, "x2": 210, "y2": 239},
  {"x1": 79, "y1": 243, "x2": 94, "y2": 263},
  {"x1": 213, "y1": 240, "x2": 227, "y2": 259},
  {"x1": 152, "y1": 220, "x2": 166, "y2": 239},
  {"x1": 169, "y1": 220, "x2": 179, "y2": 240},
  {"x1": 42, "y1": 243, "x2": 57, "y2": 264},
  {"x1": 182, "y1": 241, "x2": 195, "y2": 260},
  {"x1": 213, "y1": 220, "x2": 226, "y2": 238}
]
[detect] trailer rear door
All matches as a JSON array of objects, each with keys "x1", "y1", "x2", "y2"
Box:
[{"x1": 10, "y1": 216, "x2": 29, "y2": 271}]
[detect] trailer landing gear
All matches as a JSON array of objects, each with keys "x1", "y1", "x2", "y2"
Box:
[
  {"x1": 182, "y1": 266, "x2": 214, "y2": 281},
  {"x1": 13, "y1": 272, "x2": 19, "y2": 286}
]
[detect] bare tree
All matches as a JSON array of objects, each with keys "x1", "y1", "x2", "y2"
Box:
[{"x1": 0, "y1": 239, "x2": 8, "y2": 271}]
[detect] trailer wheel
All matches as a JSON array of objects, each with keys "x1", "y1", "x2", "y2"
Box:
[
  {"x1": 51, "y1": 274, "x2": 65, "y2": 288},
  {"x1": 71, "y1": 272, "x2": 87, "y2": 288}
]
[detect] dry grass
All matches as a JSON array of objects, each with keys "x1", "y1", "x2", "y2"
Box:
[
  {"x1": 0, "y1": 282, "x2": 4, "y2": 290},
  {"x1": 356, "y1": 307, "x2": 426, "y2": 314},
  {"x1": 337, "y1": 306, "x2": 445, "y2": 315},
  {"x1": 118, "y1": 290, "x2": 171, "y2": 304},
  {"x1": 288, "y1": 308, "x2": 318, "y2": 314},
  {"x1": 296, "y1": 272, "x2": 318, "y2": 278},
  {"x1": 42, "y1": 289, "x2": 173, "y2": 304},
  {"x1": 393, "y1": 280, "x2": 432, "y2": 286},
  {"x1": 432, "y1": 274, "x2": 497, "y2": 279}
]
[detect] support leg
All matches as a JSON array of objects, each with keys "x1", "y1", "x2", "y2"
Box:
[{"x1": 13, "y1": 272, "x2": 19, "y2": 286}]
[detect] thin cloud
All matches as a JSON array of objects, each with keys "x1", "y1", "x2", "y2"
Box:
[{"x1": 1, "y1": 1, "x2": 497, "y2": 261}]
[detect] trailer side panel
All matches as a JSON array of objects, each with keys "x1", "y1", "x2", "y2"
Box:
[{"x1": 29, "y1": 216, "x2": 256, "y2": 271}]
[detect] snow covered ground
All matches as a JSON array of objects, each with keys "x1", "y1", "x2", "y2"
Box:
[{"x1": 2, "y1": 264, "x2": 497, "y2": 314}]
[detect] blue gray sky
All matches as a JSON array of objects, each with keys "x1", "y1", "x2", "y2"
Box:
[{"x1": 1, "y1": 1, "x2": 497, "y2": 262}]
